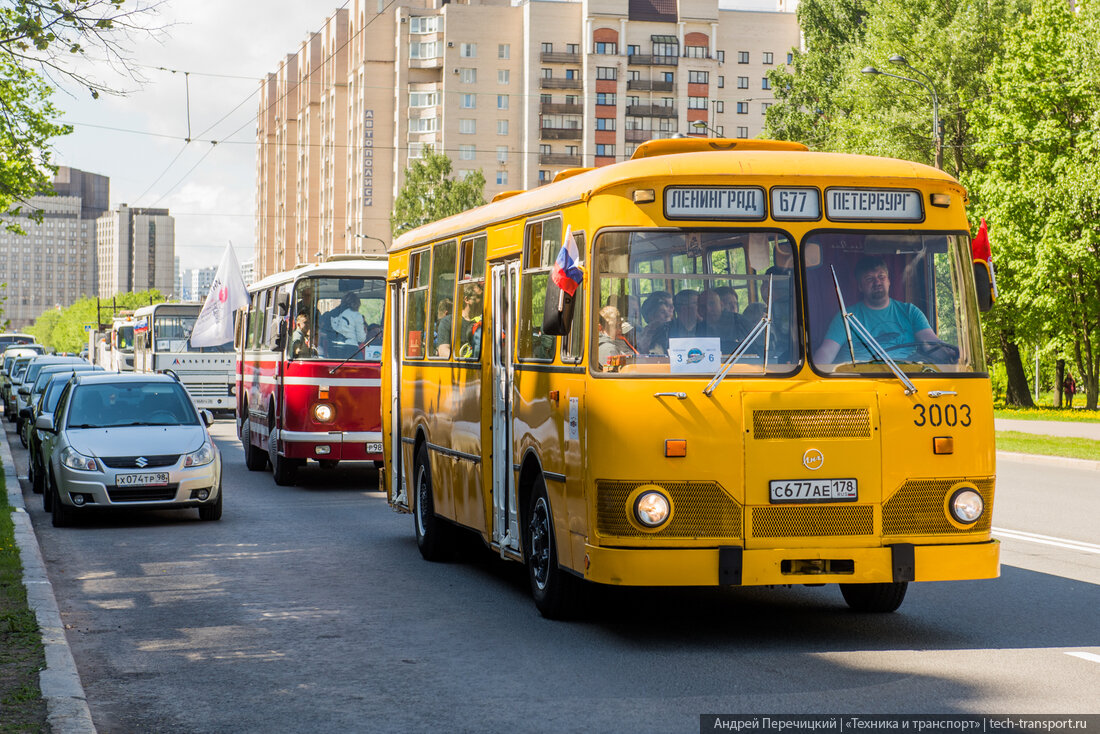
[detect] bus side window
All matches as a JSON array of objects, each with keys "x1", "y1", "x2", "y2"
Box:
[
  {"x1": 560, "y1": 231, "x2": 586, "y2": 363},
  {"x1": 456, "y1": 234, "x2": 487, "y2": 361},
  {"x1": 405, "y1": 249, "x2": 430, "y2": 358},
  {"x1": 518, "y1": 217, "x2": 560, "y2": 361},
  {"x1": 428, "y1": 240, "x2": 457, "y2": 359}
]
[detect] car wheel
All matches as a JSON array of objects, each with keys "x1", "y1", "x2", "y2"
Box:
[
  {"x1": 241, "y1": 417, "x2": 267, "y2": 472},
  {"x1": 268, "y1": 414, "x2": 297, "y2": 486},
  {"x1": 526, "y1": 476, "x2": 582, "y2": 620},
  {"x1": 17, "y1": 419, "x2": 27, "y2": 448},
  {"x1": 43, "y1": 471, "x2": 54, "y2": 513},
  {"x1": 30, "y1": 459, "x2": 44, "y2": 495},
  {"x1": 51, "y1": 479, "x2": 75, "y2": 528},
  {"x1": 839, "y1": 582, "x2": 908, "y2": 613},
  {"x1": 198, "y1": 487, "x2": 223, "y2": 521},
  {"x1": 413, "y1": 443, "x2": 448, "y2": 561}
]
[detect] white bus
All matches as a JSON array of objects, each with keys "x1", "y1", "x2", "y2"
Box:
[{"x1": 132, "y1": 303, "x2": 236, "y2": 412}]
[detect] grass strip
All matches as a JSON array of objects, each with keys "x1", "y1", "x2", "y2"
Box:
[
  {"x1": 996, "y1": 430, "x2": 1100, "y2": 461},
  {"x1": 0, "y1": 463, "x2": 48, "y2": 733},
  {"x1": 994, "y1": 406, "x2": 1100, "y2": 423}
]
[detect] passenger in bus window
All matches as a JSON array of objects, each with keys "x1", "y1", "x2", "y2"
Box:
[
  {"x1": 597, "y1": 305, "x2": 636, "y2": 368},
  {"x1": 813, "y1": 256, "x2": 949, "y2": 364},
  {"x1": 289, "y1": 312, "x2": 317, "y2": 359},
  {"x1": 698, "y1": 290, "x2": 742, "y2": 353},
  {"x1": 458, "y1": 283, "x2": 484, "y2": 359},
  {"x1": 329, "y1": 292, "x2": 366, "y2": 356},
  {"x1": 668, "y1": 288, "x2": 701, "y2": 339},
  {"x1": 434, "y1": 299, "x2": 453, "y2": 358},
  {"x1": 637, "y1": 291, "x2": 673, "y2": 355}
]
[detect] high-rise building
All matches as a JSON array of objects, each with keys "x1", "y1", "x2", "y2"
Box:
[
  {"x1": 240, "y1": 258, "x2": 255, "y2": 288},
  {"x1": 189, "y1": 267, "x2": 217, "y2": 303},
  {"x1": 96, "y1": 204, "x2": 176, "y2": 298},
  {"x1": 255, "y1": 0, "x2": 798, "y2": 279},
  {"x1": 0, "y1": 166, "x2": 106, "y2": 329}
]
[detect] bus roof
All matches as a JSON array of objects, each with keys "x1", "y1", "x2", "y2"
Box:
[
  {"x1": 131, "y1": 302, "x2": 202, "y2": 318},
  {"x1": 391, "y1": 142, "x2": 960, "y2": 254},
  {"x1": 248, "y1": 255, "x2": 389, "y2": 293}
]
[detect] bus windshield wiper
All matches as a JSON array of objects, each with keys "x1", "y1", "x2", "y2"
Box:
[
  {"x1": 704, "y1": 276, "x2": 774, "y2": 397},
  {"x1": 329, "y1": 330, "x2": 382, "y2": 375},
  {"x1": 829, "y1": 265, "x2": 917, "y2": 396}
]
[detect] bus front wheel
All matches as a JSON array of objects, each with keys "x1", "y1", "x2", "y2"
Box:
[
  {"x1": 241, "y1": 419, "x2": 267, "y2": 472},
  {"x1": 839, "y1": 582, "x2": 908, "y2": 613},
  {"x1": 413, "y1": 444, "x2": 448, "y2": 561},
  {"x1": 526, "y1": 477, "x2": 581, "y2": 620},
  {"x1": 268, "y1": 417, "x2": 297, "y2": 486}
]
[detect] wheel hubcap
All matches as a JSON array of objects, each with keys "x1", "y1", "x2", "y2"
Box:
[{"x1": 529, "y1": 498, "x2": 551, "y2": 590}]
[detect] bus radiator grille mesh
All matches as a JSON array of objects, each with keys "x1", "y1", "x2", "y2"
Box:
[
  {"x1": 752, "y1": 408, "x2": 871, "y2": 439},
  {"x1": 882, "y1": 477, "x2": 995, "y2": 535},
  {"x1": 596, "y1": 480, "x2": 742, "y2": 539},
  {"x1": 751, "y1": 505, "x2": 874, "y2": 538}
]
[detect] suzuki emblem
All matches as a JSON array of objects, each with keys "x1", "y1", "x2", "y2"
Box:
[
  {"x1": 803, "y1": 449, "x2": 824, "y2": 471},
  {"x1": 135, "y1": 457, "x2": 148, "y2": 468}
]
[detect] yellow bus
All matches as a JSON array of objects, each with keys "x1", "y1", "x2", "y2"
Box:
[{"x1": 382, "y1": 138, "x2": 999, "y2": 618}]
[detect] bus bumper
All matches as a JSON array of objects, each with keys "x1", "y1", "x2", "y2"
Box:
[
  {"x1": 281, "y1": 429, "x2": 384, "y2": 461},
  {"x1": 581, "y1": 539, "x2": 1000, "y2": 587}
]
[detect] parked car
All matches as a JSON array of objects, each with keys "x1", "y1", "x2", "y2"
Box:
[
  {"x1": 30, "y1": 372, "x2": 89, "y2": 500},
  {"x1": 22, "y1": 364, "x2": 101, "y2": 453},
  {"x1": 39, "y1": 372, "x2": 223, "y2": 525},
  {"x1": 5, "y1": 356, "x2": 37, "y2": 420},
  {"x1": 1, "y1": 347, "x2": 42, "y2": 408},
  {"x1": 14, "y1": 356, "x2": 84, "y2": 434}
]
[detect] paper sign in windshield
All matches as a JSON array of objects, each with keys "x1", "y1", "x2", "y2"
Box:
[
  {"x1": 665, "y1": 187, "x2": 765, "y2": 220},
  {"x1": 825, "y1": 188, "x2": 922, "y2": 221},
  {"x1": 668, "y1": 337, "x2": 721, "y2": 373}
]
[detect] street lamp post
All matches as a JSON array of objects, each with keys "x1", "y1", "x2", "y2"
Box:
[
  {"x1": 691, "y1": 120, "x2": 722, "y2": 138},
  {"x1": 862, "y1": 55, "x2": 942, "y2": 169},
  {"x1": 353, "y1": 233, "x2": 388, "y2": 253}
]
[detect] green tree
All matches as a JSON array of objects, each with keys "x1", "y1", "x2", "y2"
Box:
[
  {"x1": 967, "y1": 0, "x2": 1100, "y2": 409},
  {"x1": 391, "y1": 147, "x2": 486, "y2": 237},
  {"x1": 29, "y1": 290, "x2": 164, "y2": 353}
]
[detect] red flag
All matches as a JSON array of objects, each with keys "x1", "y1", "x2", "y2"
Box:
[{"x1": 971, "y1": 218, "x2": 991, "y2": 263}]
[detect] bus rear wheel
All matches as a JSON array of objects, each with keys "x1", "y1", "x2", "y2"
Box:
[
  {"x1": 526, "y1": 477, "x2": 581, "y2": 620},
  {"x1": 241, "y1": 419, "x2": 266, "y2": 472},
  {"x1": 413, "y1": 443, "x2": 447, "y2": 561},
  {"x1": 839, "y1": 582, "x2": 908, "y2": 613}
]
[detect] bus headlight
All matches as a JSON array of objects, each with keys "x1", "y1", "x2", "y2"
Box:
[
  {"x1": 634, "y1": 490, "x2": 671, "y2": 528},
  {"x1": 949, "y1": 488, "x2": 984, "y2": 524},
  {"x1": 312, "y1": 403, "x2": 335, "y2": 423}
]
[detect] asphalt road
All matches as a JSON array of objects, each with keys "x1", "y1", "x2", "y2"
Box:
[{"x1": 9, "y1": 420, "x2": 1100, "y2": 733}]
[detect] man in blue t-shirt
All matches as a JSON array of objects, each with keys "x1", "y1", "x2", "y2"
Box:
[{"x1": 814, "y1": 256, "x2": 940, "y2": 364}]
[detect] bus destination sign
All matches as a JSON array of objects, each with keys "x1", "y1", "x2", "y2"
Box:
[
  {"x1": 825, "y1": 188, "x2": 922, "y2": 222},
  {"x1": 665, "y1": 186, "x2": 766, "y2": 220}
]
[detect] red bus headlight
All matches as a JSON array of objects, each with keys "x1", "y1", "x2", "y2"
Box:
[{"x1": 312, "y1": 403, "x2": 335, "y2": 423}]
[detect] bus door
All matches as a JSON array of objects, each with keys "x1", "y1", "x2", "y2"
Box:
[
  {"x1": 490, "y1": 260, "x2": 521, "y2": 554},
  {"x1": 389, "y1": 280, "x2": 407, "y2": 506}
]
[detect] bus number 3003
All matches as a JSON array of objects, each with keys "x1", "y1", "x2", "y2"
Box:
[{"x1": 913, "y1": 403, "x2": 971, "y2": 427}]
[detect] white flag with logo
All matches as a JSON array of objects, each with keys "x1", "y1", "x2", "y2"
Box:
[{"x1": 189, "y1": 244, "x2": 250, "y2": 348}]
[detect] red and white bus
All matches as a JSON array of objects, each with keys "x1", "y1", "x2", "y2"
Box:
[{"x1": 236, "y1": 256, "x2": 388, "y2": 485}]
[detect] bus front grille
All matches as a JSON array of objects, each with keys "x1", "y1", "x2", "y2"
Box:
[
  {"x1": 752, "y1": 408, "x2": 871, "y2": 439},
  {"x1": 883, "y1": 477, "x2": 995, "y2": 535},
  {"x1": 596, "y1": 480, "x2": 742, "y2": 539},
  {"x1": 751, "y1": 505, "x2": 874, "y2": 537}
]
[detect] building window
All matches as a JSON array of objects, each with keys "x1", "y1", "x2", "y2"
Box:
[
  {"x1": 627, "y1": 44, "x2": 640, "y2": 56},
  {"x1": 539, "y1": 170, "x2": 551, "y2": 184},
  {"x1": 595, "y1": 42, "x2": 617, "y2": 55},
  {"x1": 541, "y1": 68, "x2": 552, "y2": 79},
  {"x1": 540, "y1": 93, "x2": 552, "y2": 104},
  {"x1": 498, "y1": 69, "x2": 509, "y2": 84},
  {"x1": 497, "y1": 171, "x2": 509, "y2": 186},
  {"x1": 499, "y1": 44, "x2": 510, "y2": 59},
  {"x1": 717, "y1": 50, "x2": 725, "y2": 63},
  {"x1": 715, "y1": 100, "x2": 724, "y2": 113},
  {"x1": 689, "y1": 70, "x2": 708, "y2": 84},
  {"x1": 737, "y1": 126, "x2": 748, "y2": 138},
  {"x1": 597, "y1": 66, "x2": 617, "y2": 80},
  {"x1": 737, "y1": 102, "x2": 748, "y2": 114},
  {"x1": 566, "y1": 145, "x2": 578, "y2": 155},
  {"x1": 716, "y1": 126, "x2": 724, "y2": 136},
  {"x1": 497, "y1": 146, "x2": 508, "y2": 163},
  {"x1": 460, "y1": 94, "x2": 476, "y2": 108},
  {"x1": 596, "y1": 92, "x2": 616, "y2": 106},
  {"x1": 540, "y1": 144, "x2": 551, "y2": 155},
  {"x1": 460, "y1": 68, "x2": 477, "y2": 84},
  {"x1": 596, "y1": 143, "x2": 615, "y2": 157},
  {"x1": 567, "y1": 43, "x2": 579, "y2": 54},
  {"x1": 595, "y1": 117, "x2": 616, "y2": 130},
  {"x1": 628, "y1": 70, "x2": 640, "y2": 81},
  {"x1": 663, "y1": 71, "x2": 674, "y2": 83},
  {"x1": 738, "y1": 76, "x2": 749, "y2": 89},
  {"x1": 565, "y1": 69, "x2": 579, "y2": 80},
  {"x1": 459, "y1": 144, "x2": 475, "y2": 160},
  {"x1": 460, "y1": 43, "x2": 477, "y2": 58},
  {"x1": 685, "y1": 45, "x2": 707, "y2": 58},
  {"x1": 717, "y1": 75, "x2": 724, "y2": 88},
  {"x1": 787, "y1": 53, "x2": 794, "y2": 64},
  {"x1": 409, "y1": 91, "x2": 439, "y2": 107},
  {"x1": 565, "y1": 94, "x2": 579, "y2": 105},
  {"x1": 762, "y1": 77, "x2": 771, "y2": 90},
  {"x1": 410, "y1": 41, "x2": 441, "y2": 60},
  {"x1": 541, "y1": 42, "x2": 553, "y2": 53},
  {"x1": 762, "y1": 102, "x2": 771, "y2": 114},
  {"x1": 653, "y1": 40, "x2": 678, "y2": 57},
  {"x1": 460, "y1": 119, "x2": 476, "y2": 134},
  {"x1": 409, "y1": 16, "x2": 440, "y2": 34},
  {"x1": 738, "y1": 51, "x2": 749, "y2": 64},
  {"x1": 688, "y1": 96, "x2": 708, "y2": 109},
  {"x1": 497, "y1": 119, "x2": 509, "y2": 135},
  {"x1": 763, "y1": 52, "x2": 774, "y2": 65},
  {"x1": 497, "y1": 94, "x2": 509, "y2": 110}
]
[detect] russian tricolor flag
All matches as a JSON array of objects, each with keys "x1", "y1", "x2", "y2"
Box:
[{"x1": 550, "y1": 225, "x2": 583, "y2": 296}]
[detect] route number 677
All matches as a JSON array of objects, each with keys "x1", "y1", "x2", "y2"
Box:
[{"x1": 913, "y1": 403, "x2": 971, "y2": 427}]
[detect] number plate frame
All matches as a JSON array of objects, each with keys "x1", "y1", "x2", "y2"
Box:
[
  {"x1": 116, "y1": 472, "x2": 170, "y2": 487},
  {"x1": 768, "y1": 478, "x2": 858, "y2": 504},
  {"x1": 365, "y1": 442, "x2": 383, "y2": 454}
]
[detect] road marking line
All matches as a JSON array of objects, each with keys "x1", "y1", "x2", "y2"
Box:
[
  {"x1": 993, "y1": 527, "x2": 1100, "y2": 554},
  {"x1": 1066, "y1": 652, "x2": 1100, "y2": 664}
]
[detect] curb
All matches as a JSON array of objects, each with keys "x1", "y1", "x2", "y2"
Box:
[
  {"x1": 1, "y1": 426, "x2": 97, "y2": 733},
  {"x1": 996, "y1": 450, "x2": 1100, "y2": 472}
]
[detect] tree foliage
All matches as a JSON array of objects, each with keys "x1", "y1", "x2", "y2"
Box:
[
  {"x1": 391, "y1": 147, "x2": 487, "y2": 237},
  {"x1": 28, "y1": 289, "x2": 163, "y2": 353}
]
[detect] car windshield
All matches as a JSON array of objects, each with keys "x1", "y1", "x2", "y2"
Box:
[
  {"x1": 67, "y1": 382, "x2": 199, "y2": 428},
  {"x1": 804, "y1": 232, "x2": 984, "y2": 374},
  {"x1": 591, "y1": 229, "x2": 800, "y2": 376},
  {"x1": 291, "y1": 276, "x2": 386, "y2": 361}
]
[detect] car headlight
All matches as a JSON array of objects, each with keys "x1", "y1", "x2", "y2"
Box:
[
  {"x1": 949, "y1": 488, "x2": 984, "y2": 524},
  {"x1": 60, "y1": 446, "x2": 98, "y2": 472},
  {"x1": 183, "y1": 441, "x2": 216, "y2": 467},
  {"x1": 634, "y1": 490, "x2": 671, "y2": 528},
  {"x1": 312, "y1": 402, "x2": 335, "y2": 423}
]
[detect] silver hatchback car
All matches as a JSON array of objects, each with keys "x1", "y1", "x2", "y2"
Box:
[{"x1": 39, "y1": 372, "x2": 223, "y2": 526}]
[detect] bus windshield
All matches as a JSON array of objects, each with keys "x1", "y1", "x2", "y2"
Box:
[
  {"x1": 292, "y1": 276, "x2": 385, "y2": 361},
  {"x1": 804, "y1": 232, "x2": 984, "y2": 374},
  {"x1": 593, "y1": 229, "x2": 799, "y2": 376},
  {"x1": 153, "y1": 314, "x2": 234, "y2": 353},
  {"x1": 116, "y1": 326, "x2": 134, "y2": 352}
]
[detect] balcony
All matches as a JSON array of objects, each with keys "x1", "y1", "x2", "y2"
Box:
[
  {"x1": 539, "y1": 154, "x2": 583, "y2": 166},
  {"x1": 627, "y1": 79, "x2": 674, "y2": 92},
  {"x1": 625, "y1": 129, "x2": 653, "y2": 143},
  {"x1": 627, "y1": 54, "x2": 679, "y2": 67},
  {"x1": 540, "y1": 127, "x2": 583, "y2": 141},
  {"x1": 540, "y1": 51, "x2": 581, "y2": 64},
  {"x1": 540, "y1": 102, "x2": 583, "y2": 115},
  {"x1": 626, "y1": 104, "x2": 677, "y2": 118},
  {"x1": 540, "y1": 78, "x2": 583, "y2": 90}
]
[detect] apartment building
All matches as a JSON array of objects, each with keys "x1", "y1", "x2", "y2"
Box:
[
  {"x1": 0, "y1": 166, "x2": 106, "y2": 329},
  {"x1": 96, "y1": 204, "x2": 176, "y2": 298},
  {"x1": 255, "y1": 0, "x2": 798, "y2": 279}
]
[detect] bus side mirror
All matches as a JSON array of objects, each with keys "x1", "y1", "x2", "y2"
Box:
[
  {"x1": 276, "y1": 292, "x2": 290, "y2": 313},
  {"x1": 274, "y1": 319, "x2": 288, "y2": 350},
  {"x1": 542, "y1": 278, "x2": 576, "y2": 337},
  {"x1": 973, "y1": 261, "x2": 994, "y2": 312}
]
